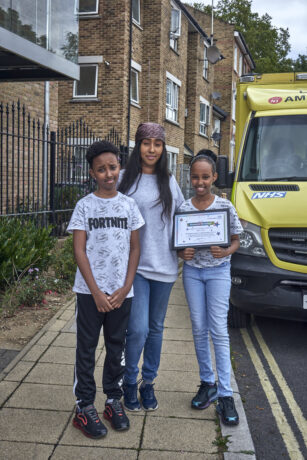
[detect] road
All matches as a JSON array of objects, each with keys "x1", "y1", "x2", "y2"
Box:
[{"x1": 230, "y1": 316, "x2": 307, "y2": 460}]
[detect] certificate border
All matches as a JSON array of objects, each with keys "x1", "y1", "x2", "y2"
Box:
[{"x1": 172, "y1": 208, "x2": 230, "y2": 250}]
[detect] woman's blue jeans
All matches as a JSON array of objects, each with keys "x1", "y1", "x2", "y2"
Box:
[
  {"x1": 124, "y1": 273, "x2": 174, "y2": 384},
  {"x1": 183, "y1": 262, "x2": 232, "y2": 397}
]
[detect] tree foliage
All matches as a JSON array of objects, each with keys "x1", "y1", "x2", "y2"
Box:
[{"x1": 191, "y1": 0, "x2": 305, "y2": 73}]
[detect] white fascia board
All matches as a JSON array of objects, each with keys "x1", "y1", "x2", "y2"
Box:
[
  {"x1": 166, "y1": 144, "x2": 179, "y2": 154},
  {"x1": 0, "y1": 26, "x2": 79, "y2": 80},
  {"x1": 78, "y1": 56, "x2": 103, "y2": 64},
  {"x1": 200, "y1": 95, "x2": 210, "y2": 105},
  {"x1": 131, "y1": 60, "x2": 142, "y2": 72},
  {"x1": 166, "y1": 71, "x2": 181, "y2": 87}
]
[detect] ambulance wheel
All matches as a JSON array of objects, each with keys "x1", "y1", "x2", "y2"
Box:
[{"x1": 228, "y1": 302, "x2": 251, "y2": 328}]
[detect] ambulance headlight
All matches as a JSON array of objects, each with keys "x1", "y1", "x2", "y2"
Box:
[{"x1": 237, "y1": 221, "x2": 267, "y2": 257}]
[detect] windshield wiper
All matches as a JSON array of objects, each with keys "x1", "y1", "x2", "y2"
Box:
[{"x1": 263, "y1": 177, "x2": 307, "y2": 182}]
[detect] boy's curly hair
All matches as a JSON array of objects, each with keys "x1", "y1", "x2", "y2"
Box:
[{"x1": 86, "y1": 140, "x2": 119, "y2": 167}]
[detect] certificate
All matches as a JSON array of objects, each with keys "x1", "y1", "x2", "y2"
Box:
[{"x1": 173, "y1": 208, "x2": 230, "y2": 249}]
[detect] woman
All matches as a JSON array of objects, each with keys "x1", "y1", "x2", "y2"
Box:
[{"x1": 118, "y1": 122, "x2": 184, "y2": 411}]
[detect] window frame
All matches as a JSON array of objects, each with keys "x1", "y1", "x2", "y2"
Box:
[
  {"x1": 131, "y1": 60, "x2": 141, "y2": 104},
  {"x1": 77, "y1": 0, "x2": 99, "y2": 15},
  {"x1": 166, "y1": 71, "x2": 181, "y2": 123},
  {"x1": 234, "y1": 44, "x2": 238, "y2": 73},
  {"x1": 73, "y1": 63, "x2": 98, "y2": 99},
  {"x1": 132, "y1": 0, "x2": 141, "y2": 25},
  {"x1": 213, "y1": 117, "x2": 221, "y2": 147},
  {"x1": 199, "y1": 96, "x2": 210, "y2": 137},
  {"x1": 203, "y1": 43, "x2": 209, "y2": 80},
  {"x1": 170, "y1": 2, "x2": 181, "y2": 52}
]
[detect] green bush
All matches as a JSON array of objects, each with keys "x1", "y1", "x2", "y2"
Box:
[
  {"x1": 0, "y1": 217, "x2": 56, "y2": 290},
  {"x1": 51, "y1": 235, "x2": 76, "y2": 286}
]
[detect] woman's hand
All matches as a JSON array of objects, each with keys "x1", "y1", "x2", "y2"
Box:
[{"x1": 178, "y1": 248, "x2": 195, "y2": 261}]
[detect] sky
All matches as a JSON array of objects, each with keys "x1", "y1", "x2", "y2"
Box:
[{"x1": 184, "y1": 0, "x2": 307, "y2": 59}]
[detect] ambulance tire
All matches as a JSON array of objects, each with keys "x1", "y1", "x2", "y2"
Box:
[{"x1": 228, "y1": 302, "x2": 251, "y2": 328}]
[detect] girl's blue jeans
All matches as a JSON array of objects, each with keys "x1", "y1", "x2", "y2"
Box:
[
  {"x1": 124, "y1": 273, "x2": 174, "y2": 384},
  {"x1": 182, "y1": 262, "x2": 232, "y2": 397}
]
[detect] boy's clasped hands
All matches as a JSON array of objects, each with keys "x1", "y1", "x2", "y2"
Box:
[{"x1": 93, "y1": 286, "x2": 130, "y2": 312}]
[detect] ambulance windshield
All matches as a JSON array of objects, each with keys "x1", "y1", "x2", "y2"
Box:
[{"x1": 239, "y1": 115, "x2": 307, "y2": 181}]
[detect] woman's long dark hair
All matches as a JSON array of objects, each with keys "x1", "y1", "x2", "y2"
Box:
[{"x1": 118, "y1": 140, "x2": 172, "y2": 220}]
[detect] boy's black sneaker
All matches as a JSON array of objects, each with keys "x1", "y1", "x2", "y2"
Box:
[
  {"x1": 73, "y1": 404, "x2": 108, "y2": 439},
  {"x1": 191, "y1": 381, "x2": 218, "y2": 409},
  {"x1": 216, "y1": 396, "x2": 239, "y2": 426},
  {"x1": 139, "y1": 382, "x2": 158, "y2": 411},
  {"x1": 103, "y1": 399, "x2": 130, "y2": 431}
]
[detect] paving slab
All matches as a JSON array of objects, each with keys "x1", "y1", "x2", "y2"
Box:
[
  {"x1": 52, "y1": 446, "x2": 138, "y2": 459},
  {"x1": 0, "y1": 408, "x2": 71, "y2": 443},
  {"x1": 168, "y1": 289, "x2": 188, "y2": 306},
  {"x1": 0, "y1": 441, "x2": 54, "y2": 460},
  {"x1": 163, "y1": 327, "x2": 193, "y2": 341},
  {"x1": 162, "y1": 339, "x2": 195, "y2": 355},
  {"x1": 0, "y1": 381, "x2": 19, "y2": 406},
  {"x1": 142, "y1": 416, "x2": 217, "y2": 454},
  {"x1": 60, "y1": 412, "x2": 144, "y2": 449},
  {"x1": 36, "y1": 330, "x2": 59, "y2": 346},
  {"x1": 39, "y1": 346, "x2": 76, "y2": 365},
  {"x1": 24, "y1": 362, "x2": 73, "y2": 385},
  {"x1": 139, "y1": 451, "x2": 219, "y2": 459},
  {"x1": 146, "y1": 390, "x2": 216, "y2": 420},
  {"x1": 52, "y1": 332, "x2": 76, "y2": 348},
  {"x1": 22, "y1": 344, "x2": 49, "y2": 362},
  {"x1": 58, "y1": 309, "x2": 75, "y2": 321},
  {"x1": 4, "y1": 360, "x2": 34, "y2": 382},
  {"x1": 48, "y1": 319, "x2": 68, "y2": 332},
  {"x1": 159, "y1": 352, "x2": 198, "y2": 372},
  {"x1": 5, "y1": 382, "x2": 74, "y2": 411},
  {"x1": 155, "y1": 369, "x2": 200, "y2": 393}
]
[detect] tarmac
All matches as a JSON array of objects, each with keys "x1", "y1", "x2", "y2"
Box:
[{"x1": 0, "y1": 276, "x2": 256, "y2": 459}]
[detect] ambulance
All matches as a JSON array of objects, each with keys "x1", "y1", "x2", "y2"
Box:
[{"x1": 219, "y1": 73, "x2": 307, "y2": 327}]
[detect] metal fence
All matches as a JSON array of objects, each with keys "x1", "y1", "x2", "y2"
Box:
[{"x1": 0, "y1": 101, "x2": 128, "y2": 236}]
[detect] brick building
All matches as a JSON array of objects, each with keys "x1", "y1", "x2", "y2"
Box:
[
  {"x1": 185, "y1": 5, "x2": 255, "y2": 170},
  {"x1": 58, "y1": 0, "x2": 234, "y2": 181}
]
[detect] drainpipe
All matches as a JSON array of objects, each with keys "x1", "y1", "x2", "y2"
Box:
[
  {"x1": 43, "y1": 0, "x2": 51, "y2": 217},
  {"x1": 127, "y1": 0, "x2": 133, "y2": 150}
]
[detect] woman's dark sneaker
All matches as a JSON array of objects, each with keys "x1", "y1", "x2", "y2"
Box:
[
  {"x1": 139, "y1": 382, "x2": 158, "y2": 411},
  {"x1": 191, "y1": 381, "x2": 218, "y2": 409},
  {"x1": 73, "y1": 404, "x2": 108, "y2": 439},
  {"x1": 216, "y1": 396, "x2": 239, "y2": 425},
  {"x1": 103, "y1": 399, "x2": 130, "y2": 431},
  {"x1": 123, "y1": 381, "x2": 141, "y2": 411}
]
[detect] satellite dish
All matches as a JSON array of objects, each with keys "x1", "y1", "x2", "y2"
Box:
[
  {"x1": 207, "y1": 45, "x2": 221, "y2": 65},
  {"x1": 212, "y1": 131, "x2": 222, "y2": 141}
]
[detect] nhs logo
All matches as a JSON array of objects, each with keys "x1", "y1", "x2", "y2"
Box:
[{"x1": 251, "y1": 191, "x2": 287, "y2": 200}]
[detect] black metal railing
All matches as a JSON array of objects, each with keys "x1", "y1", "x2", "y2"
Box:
[{"x1": 0, "y1": 101, "x2": 128, "y2": 236}]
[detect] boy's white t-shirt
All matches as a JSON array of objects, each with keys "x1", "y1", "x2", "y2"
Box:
[
  {"x1": 178, "y1": 195, "x2": 243, "y2": 268},
  {"x1": 67, "y1": 192, "x2": 144, "y2": 297}
]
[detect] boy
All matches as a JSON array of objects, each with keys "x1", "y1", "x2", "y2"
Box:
[{"x1": 67, "y1": 140, "x2": 144, "y2": 439}]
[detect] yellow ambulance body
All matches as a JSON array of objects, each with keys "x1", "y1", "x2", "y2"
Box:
[{"x1": 229, "y1": 73, "x2": 307, "y2": 326}]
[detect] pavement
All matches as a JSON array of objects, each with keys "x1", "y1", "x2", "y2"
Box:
[{"x1": 0, "y1": 276, "x2": 256, "y2": 459}]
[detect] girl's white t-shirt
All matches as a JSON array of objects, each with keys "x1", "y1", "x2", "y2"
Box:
[{"x1": 178, "y1": 195, "x2": 243, "y2": 268}]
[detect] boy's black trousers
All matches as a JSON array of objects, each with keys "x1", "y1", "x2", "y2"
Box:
[{"x1": 74, "y1": 293, "x2": 132, "y2": 408}]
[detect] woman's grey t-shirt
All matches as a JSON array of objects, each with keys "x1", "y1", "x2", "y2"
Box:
[{"x1": 120, "y1": 172, "x2": 184, "y2": 282}]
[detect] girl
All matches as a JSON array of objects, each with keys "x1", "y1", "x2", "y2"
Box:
[
  {"x1": 178, "y1": 149, "x2": 243, "y2": 426},
  {"x1": 118, "y1": 122, "x2": 184, "y2": 411}
]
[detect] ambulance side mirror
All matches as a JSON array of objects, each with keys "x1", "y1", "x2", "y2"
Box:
[{"x1": 215, "y1": 155, "x2": 234, "y2": 189}]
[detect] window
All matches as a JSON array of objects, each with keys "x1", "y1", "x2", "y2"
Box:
[
  {"x1": 232, "y1": 85, "x2": 236, "y2": 120},
  {"x1": 73, "y1": 64, "x2": 98, "y2": 98},
  {"x1": 166, "y1": 72, "x2": 181, "y2": 123},
  {"x1": 71, "y1": 145, "x2": 89, "y2": 182},
  {"x1": 131, "y1": 60, "x2": 141, "y2": 104},
  {"x1": 132, "y1": 0, "x2": 140, "y2": 24},
  {"x1": 78, "y1": 0, "x2": 98, "y2": 14},
  {"x1": 213, "y1": 117, "x2": 221, "y2": 146},
  {"x1": 199, "y1": 97, "x2": 210, "y2": 136},
  {"x1": 203, "y1": 45, "x2": 209, "y2": 80},
  {"x1": 166, "y1": 145, "x2": 179, "y2": 176},
  {"x1": 170, "y1": 4, "x2": 181, "y2": 52},
  {"x1": 234, "y1": 44, "x2": 238, "y2": 72}
]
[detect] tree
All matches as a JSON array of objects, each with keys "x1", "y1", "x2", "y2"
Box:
[{"x1": 191, "y1": 0, "x2": 292, "y2": 73}]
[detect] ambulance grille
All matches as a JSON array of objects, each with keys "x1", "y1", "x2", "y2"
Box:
[
  {"x1": 249, "y1": 184, "x2": 299, "y2": 191},
  {"x1": 269, "y1": 228, "x2": 307, "y2": 266}
]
